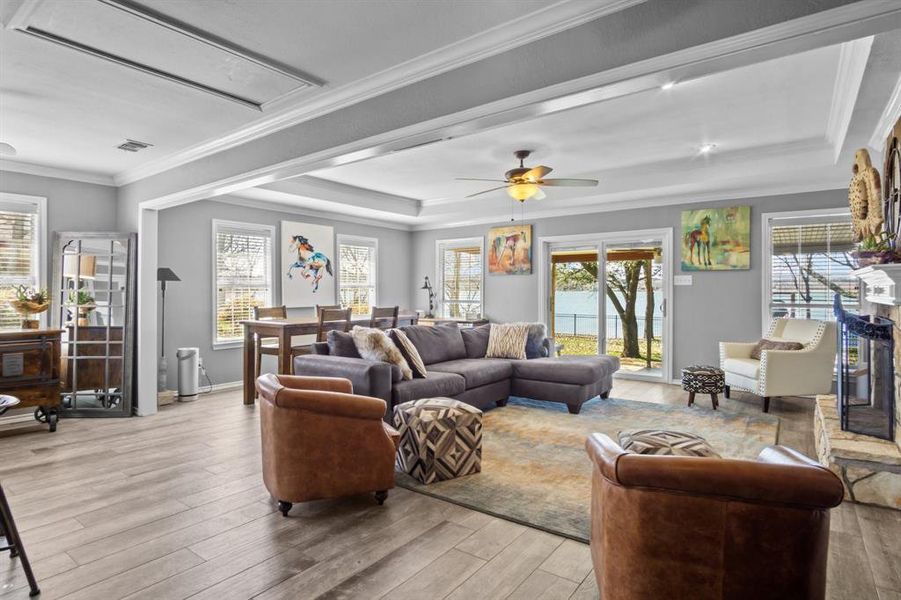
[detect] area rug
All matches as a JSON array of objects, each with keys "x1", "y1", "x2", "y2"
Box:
[{"x1": 397, "y1": 396, "x2": 780, "y2": 542}]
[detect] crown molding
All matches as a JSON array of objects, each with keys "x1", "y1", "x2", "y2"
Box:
[
  {"x1": 826, "y1": 36, "x2": 873, "y2": 162},
  {"x1": 0, "y1": 159, "x2": 116, "y2": 186},
  {"x1": 869, "y1": 73, "x2": 901, "y2": 150},
  {"x1": 216, "y1": 193, "x2": 414, "y2": 231},
  {"x1": 112, "y1": 0, "x2": 645, "y2": 186},
  {"x1": 410, "y1": 179, "x2": 849, "y2": 231}
]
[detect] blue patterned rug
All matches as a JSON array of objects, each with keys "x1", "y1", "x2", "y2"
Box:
[{"x1": 397, "y1": 396, "x2": 780, "y2": 541}]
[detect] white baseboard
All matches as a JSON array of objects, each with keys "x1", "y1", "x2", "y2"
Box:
[{"x1": 209, "y1": 380, "x2": 243, "y2": 393}]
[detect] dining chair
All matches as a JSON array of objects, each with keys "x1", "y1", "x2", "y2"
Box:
[
  {"x1": 369, "y1": 306, "x2": 399, "y2": 329},
  {"x1": 316, "y1": 307, "x2": 353, "y2": 342},
  {"x1": 251, "y1": 305, "x2": 312, "y2": 384},
  {"x1": 316, "y1": 304, "x2": 342, "y2": 316}
]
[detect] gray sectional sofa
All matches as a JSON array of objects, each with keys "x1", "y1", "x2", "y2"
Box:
[{"x1": 292, "y1": 322, "x2": 620, "y2": 417}]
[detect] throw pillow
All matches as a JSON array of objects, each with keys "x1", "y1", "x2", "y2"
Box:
[
  {"x1": 525, "y1": 322, "x2": 549, "y2": 358},
  {"x1": 618, "y1": 430, "x2": 721, "y2": 458},
  {"x1": 486, "y1": 322, "x2": 530, "y2": 360},
  {"x1": 351, "y1": 326, "x2": 412, "y2": 380},
  {"x1": 461, "y1": 324, "x2": 491, "y2": 358},
  {"x1": 390, "y1": 329, "x2": 428, "y2": 378},
  {"x1": 750, "y1": 339, "x2": 804, "y2": 360},
  {"x1": 326, "y1": 329, "x2": 362, "y2": 358}
]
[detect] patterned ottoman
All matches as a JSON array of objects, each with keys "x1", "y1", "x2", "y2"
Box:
[
  {"x1": 618, "y1": 429, "x2": 721, "y2": 458},
  {"x1": 681, "y1": 364, "x2": 725, "y2": 410},
  {"x1": 393, "y1": 398, "x2": 482, "y2": 484}
]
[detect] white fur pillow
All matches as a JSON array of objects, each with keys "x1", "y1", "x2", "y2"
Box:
[
  {"x1": 351, "y1": 326, "x2": 412, "y2": 380},
  {"x1": 486, "y1": 322, "x2": 530, "y2": 360}
]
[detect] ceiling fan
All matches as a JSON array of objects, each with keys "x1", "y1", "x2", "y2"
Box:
[{"x1": 456, "y1": 150, "x2": 598, "y2": 202}]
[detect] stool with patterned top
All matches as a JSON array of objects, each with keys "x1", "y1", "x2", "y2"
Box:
[
  {"x1": 393, "y1": 397, "x2": 482, "y2": 484},
  {"x1": 681, "y1": 365, "x2": 725, "y2": 410}
]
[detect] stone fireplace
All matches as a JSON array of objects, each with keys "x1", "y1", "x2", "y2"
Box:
[{"x1": 814, "y1": 265, "x2": 901, "y2": 510}]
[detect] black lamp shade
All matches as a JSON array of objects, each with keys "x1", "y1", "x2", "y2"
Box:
[{"x1": 158, "y1": 267, "x2": 181, "y2": 282}]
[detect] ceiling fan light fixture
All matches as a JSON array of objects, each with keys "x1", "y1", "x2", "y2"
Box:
[
  {"x1": 508, "y1": 183, "x2": 540, "y2": 202},
  {"x1": 0, "y1": 142, "x2": 17, "y2": 156}
]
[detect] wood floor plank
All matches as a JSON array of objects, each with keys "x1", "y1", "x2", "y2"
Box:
[
  {"x1": 380, "y1": 548, "x2": 485, "y2": 600},
  {"x1": 569, "y1": 571, "x2": 600, "y2": 600},
  {"x1": 855, "y1": 504, "x2": 901, "y2": 594},
  {"x1": 539, "y1": 539, "x2": 594, "y2": 583},
  {"x1": 185, "y1": 548, "x2": 314, "y2": 600},
  {"x1": 446, "y1": 529, "x2": 563, "y2": 600},
  {"x1": 507, "y1": 569, "x2": 579, "y2": 599},
  {"x1": 455, "y1": 517, "x2": 527, "y2": 560}
]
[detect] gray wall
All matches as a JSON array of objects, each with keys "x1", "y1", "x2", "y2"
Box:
[
  {"x1": 411, "y1": 189, "x2": 849, "y2": 380},
  {"x1": 157, "y1": 198, "x2": 413, "y2": 387},
  {"x1": 0, "y1": 171, "x2": 119, "y2": 286}
]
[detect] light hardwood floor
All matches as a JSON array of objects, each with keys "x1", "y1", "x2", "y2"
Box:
[{"x1": 1, "y1": 381, "x2": 899, "y2": 600}]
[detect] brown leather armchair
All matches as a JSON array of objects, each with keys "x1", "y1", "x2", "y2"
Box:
[
  {"x1": 257, "y1": 373, "x2": 400, "y2": 516},
  {"x1": 585, "y1": 433, "x2": 844, "y2": 600}
]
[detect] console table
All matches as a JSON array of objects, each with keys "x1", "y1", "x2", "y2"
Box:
[
  {"x1": 240, "y1": 313, "x2": 418, "y2": 405},
  {"x1": 0, "y1": 329, "x2": 63, "y2": 432}
]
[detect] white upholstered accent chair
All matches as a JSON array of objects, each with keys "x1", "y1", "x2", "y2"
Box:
[{"x1": 719, "y1": 319, "x2": 836, "y2": 413}]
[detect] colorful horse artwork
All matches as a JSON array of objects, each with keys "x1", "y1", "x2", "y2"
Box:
[
  {"x1": 286, "y1": 235, "x2": 333, "y2": 293},
  {"x1": 488, "y1": 224, "x2": 532, "y2": 275},
  {"x1": 686, "y1": 215, "x2": 712, "y2": 267}
]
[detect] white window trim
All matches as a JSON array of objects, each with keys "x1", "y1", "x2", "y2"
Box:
[
  {"x1": 211, "y1": 219, "x2": 276, "y2": 349},
  {"x1": 0, "y1": 192, "x2": 48, "y2": 328},
  {"x1": 435, "y1": 236, "x2": 485, "y2": 319},
  {"x1": 337, "y1": 234, "x2": 379, "y2": 311},
  {"x1": 760, "y1": 207, "x2": 852, "y2": 334}
]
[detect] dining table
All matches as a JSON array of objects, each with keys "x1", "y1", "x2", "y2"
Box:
[{"x1": 240, "y1": 312, "x2": 419, "y2": 404}]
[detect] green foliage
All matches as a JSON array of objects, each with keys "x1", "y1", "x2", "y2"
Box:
[
  {"x1": 12, "y1": 285, "x2": 49, "y2": 304},
  {"x1": 858, "y1": 231, "x2": 895, "y2": 252},
  {"x1": 68, "y1": 288, "x2": 94, "y2": 306}
]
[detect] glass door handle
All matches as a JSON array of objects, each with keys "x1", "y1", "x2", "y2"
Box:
[{"x1": 660, "y1": 299, "x2": 667, "y2": 317}]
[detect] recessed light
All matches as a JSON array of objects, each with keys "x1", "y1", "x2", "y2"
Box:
[
  {"x1": 661, "y1": 82, "x2": 675, "y2": 90},
  {"x1": 699, "y1": 143, "x2": 717, "y2": 154}
]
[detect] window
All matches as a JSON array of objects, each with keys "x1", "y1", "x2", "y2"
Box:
[
  {"x1": 338, "y1": 236, "x2": 377, "y2": 316},
  {"x1": 437, "y1": 238, "x2": 483, "y2": 318},
  {"x1": 763, "y1": 210, "x2": 858, "y2": 325},
  {"x1": 0, "y1": 194, "x2": 44, "y2": 330},
  {"x1": 213, "y1": 220, "x2": 273, "y2": 345}
]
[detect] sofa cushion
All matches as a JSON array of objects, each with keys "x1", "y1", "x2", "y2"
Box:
[
  {"x1": 512, "y1": 355, "x2": 620, "y2": 385},
  {"x1": 326, "y1": 330, "x2": 362, "y2": 358},
  {"x1": 723, "y1": 358, "x2": 760, "y2": 379},
  {"x1": 399, "y1": 323, "x2": 467, "y2": 365},
  {"x1": 525, "y1": 323, "x2": 549, "y2": 359},
  {"x1": 461, "y1": 324, "x2": 491, "y2": 359},
  {"x1": 391, "y1": 370, "x2": 466, "y2": 405},
  {"x1": 428, "y1": 358, "x2": 514, "y2": 390}
]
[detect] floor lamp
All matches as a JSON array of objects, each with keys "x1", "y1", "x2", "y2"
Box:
[{"x1": 158, "y1": 267, "x2": 181, "y2": 392}]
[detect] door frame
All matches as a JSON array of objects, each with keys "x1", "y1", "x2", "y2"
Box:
[{"x1": 537, "y1": 228, "x2": 674, "y2": 382}]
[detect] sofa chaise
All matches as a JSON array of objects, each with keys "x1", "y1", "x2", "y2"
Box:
[{"x1": 292, "y1": 322, "x2": 620, "y2": 417}]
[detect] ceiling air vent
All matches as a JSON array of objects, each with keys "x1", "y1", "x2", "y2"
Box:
[{"x1": 117, "y1": 139, "x2": 154, "y2": 152}]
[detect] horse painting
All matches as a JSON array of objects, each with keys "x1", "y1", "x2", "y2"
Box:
[
  {"x1": 686, "y1": 215, "x2": 712, "y2": 267},
  {"x1": 488, "y1": 224, "x2": 532, "y2": 275},
  {"x1": 286, "y1": 235, "x2": 333, "y2": 293},
  {"x1": 680, "y1": 206, "x2": 750, "y2": 271}
]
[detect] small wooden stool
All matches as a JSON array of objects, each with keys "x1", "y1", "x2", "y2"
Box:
[{"x1": 681, "y1": 365, "x2": 725, "y2": 410}]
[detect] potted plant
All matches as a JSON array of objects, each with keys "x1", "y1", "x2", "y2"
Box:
[
  {"x1": 851, "y1": 232, "x2": 900, "y2": 268},
  {"x1": 8, "y1": 285, "x2": 50, "y2": 329},
  {"x1": 67, "y1": 288, "x2": 96, "y2": 326}
]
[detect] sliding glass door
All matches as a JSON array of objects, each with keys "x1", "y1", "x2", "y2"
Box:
[{"x1": 543, "y1": 230, "x2": 671, "y2": 381}]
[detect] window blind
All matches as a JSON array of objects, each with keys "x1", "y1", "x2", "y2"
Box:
[
  {"x1": 214, "y1": 223, "x2": 272, "y2": 343},
  {"x1": 440, "y1": 243, "x2": 482, "y2": 318},
  {"x1": 768, "y1": 219, "x2": 857, "y2": 321},
  {"x1": 338, "y1": 241, "x2": 376, "y2": 316},
  {"x1": 0, "y1": 206, "x2": 39, "y2": 330}
]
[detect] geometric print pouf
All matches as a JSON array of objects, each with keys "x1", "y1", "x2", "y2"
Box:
[
  {"x1": 393, "y1": 397, "x2": 482, "y2": 484},
  {"x1": 618, "y1": 429, "x2": 721, "y2": 458}
]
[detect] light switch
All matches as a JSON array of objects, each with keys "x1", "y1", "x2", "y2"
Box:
[{"x1": 674, "y1": 275, "x2": 693, "y2": 286}]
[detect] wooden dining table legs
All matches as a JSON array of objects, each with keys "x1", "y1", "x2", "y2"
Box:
[{"x1": 243, "y1": 325, "x2": 255, "y2": 405}]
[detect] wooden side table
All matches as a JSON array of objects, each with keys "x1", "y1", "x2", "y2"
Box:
[{"x1": 0, "y1": 329, "x2": 62, "y2": 431}]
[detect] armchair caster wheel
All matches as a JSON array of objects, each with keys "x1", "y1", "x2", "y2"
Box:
[
  {"x1": 277, "y1": 501, "x2": 292, "y2": 517},
  {"x1": 374, "y1": 490, "x2": 388, "y2": 505}
]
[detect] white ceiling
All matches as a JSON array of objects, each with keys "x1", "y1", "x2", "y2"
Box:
[
  {"x1": 311, "y1": 44, "x2": 843, "y2": 203},
  {"x1": 0, "y1": 0, "x2": 567, "y2": 177}
]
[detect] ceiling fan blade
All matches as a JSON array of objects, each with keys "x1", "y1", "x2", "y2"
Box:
[
  {"x1": 522, "y1": 165, "x2": 552, "y2": 181},
  {"x1": 540, "y1": 178, "x2": 599, "y2": 187},
  {"x1": 455, "y1": 177, "x2": 508, "y2": 182},
  {"x1": 466, "y1": 185, "x2": 509, "y2": 198}
]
